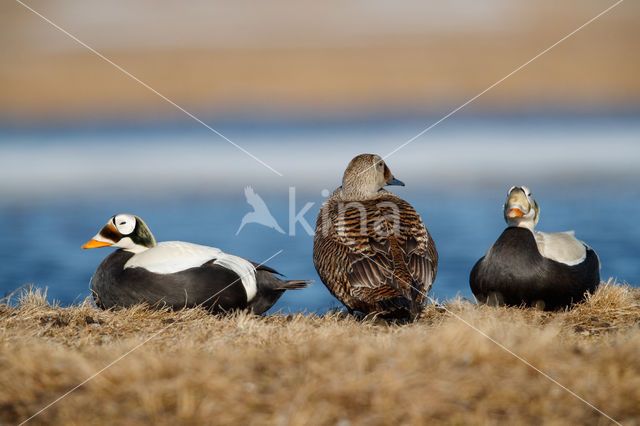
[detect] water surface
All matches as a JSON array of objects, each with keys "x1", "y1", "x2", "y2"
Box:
[{"x1": 1, "y1": 115, "x2": 638, "y2": 312}]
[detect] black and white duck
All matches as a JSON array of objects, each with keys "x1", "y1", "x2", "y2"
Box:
[
  {"x1": 82, "y1": 214, "x2": 309, "y2": 313},
  {"x1": 470, "y1": 186, "x2": 600, "y2": 310},
  {"x1": 313, "y1": 154, "x2": 438, "y2": 319}
]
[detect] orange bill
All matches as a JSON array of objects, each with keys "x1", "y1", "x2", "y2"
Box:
[
  {"x1": 82, "y1": 239, "x2": 113, "y2": 249},
  {"x1": 507, "y1": 208, "x2": 525, "y2": 218}
]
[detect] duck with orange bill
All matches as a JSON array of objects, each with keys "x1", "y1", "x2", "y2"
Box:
[
  {"x1": 82, "y1": 214, "x2": 309, "y2": 313},
  {"x1": 470, "y1": 186, "x2": 600, "y2": 310}
]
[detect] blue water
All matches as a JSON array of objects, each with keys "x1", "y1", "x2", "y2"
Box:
[{"x1": 1, "y1": 115, "x2": 639, "y2": 312}]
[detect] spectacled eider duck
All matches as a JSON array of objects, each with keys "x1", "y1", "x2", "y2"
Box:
[
  {"x1": 82, "y1": 214, "x2": 309, "y2": 314},
  {"x1": 313, "y1": 154, "x2": 438, "y2": 319},
  {"x1": 469, "y1": 186, "x2": 600, "y2": 310}
]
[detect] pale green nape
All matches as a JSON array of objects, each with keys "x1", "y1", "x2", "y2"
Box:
[{"x1": 133, "y1": 215, "x2": 157, "y2": 248}]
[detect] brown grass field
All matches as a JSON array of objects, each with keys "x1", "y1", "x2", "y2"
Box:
[
  {"x1": 1, "y1": 280, "x2": 639, "y2": 425},
  {"x1": 3, "y1": 1, "x2": 639, "y2": 121}
]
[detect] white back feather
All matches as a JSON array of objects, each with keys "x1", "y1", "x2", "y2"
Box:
[
  {"x1": 534, "y1": 231, "x2": 587, "y2": 266},
  {"x1": 124, "y1": 241, "x2": 257, "y2": 301}
]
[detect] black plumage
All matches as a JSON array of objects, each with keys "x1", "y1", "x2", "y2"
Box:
[{"x1": 92, "y1": 250, "x2": 248, "y2": 311}]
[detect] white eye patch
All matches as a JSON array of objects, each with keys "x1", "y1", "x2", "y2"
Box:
[{"x1": 113, "y1": 214, "x2": 136, "y2": 235}]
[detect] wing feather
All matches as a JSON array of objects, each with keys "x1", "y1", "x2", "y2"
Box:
[
  {"x1": 314, "y1": 192, "x2": 437, "y2": 314},
  {"x1": 124, "y1": 241, "x2": 258, "y2": 301},
  {"x1": 534, "y1": 230, "x2": 587, "y2": 266}
]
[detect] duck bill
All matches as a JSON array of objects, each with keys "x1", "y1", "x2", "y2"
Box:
[
  {"x1": 506, "y1": 207, "x2": 526, "y2": 218},
  {"x1": 82, "y1": 239, "x2": 113, "y2": 249},
  {"x1": 386, "y1": 177, "x2": 405, "y2": 186}
]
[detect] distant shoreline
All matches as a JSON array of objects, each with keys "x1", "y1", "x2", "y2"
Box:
[
  {"x1": 2, "y1": 43, "x2": 639, "y2": 123},
  {"x1": 1, "y1": 104, "x2": 639, "y2": 131}
]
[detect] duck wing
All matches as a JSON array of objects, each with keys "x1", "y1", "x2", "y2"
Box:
[
  {"x1": 124, "y1": 241, "x2": 224, "y2": 273},
  {"x1": 534, "y1": 231, "x2": 588, "y2": 266},
  {"x1": 124, "y1": 241, "x2": 258, "y2": 300},
  {"x1": 337, "y1": 196, "x2": 436, "y2": 308}
]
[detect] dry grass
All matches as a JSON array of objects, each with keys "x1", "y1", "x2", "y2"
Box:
[{"x1": 1, "y1": 280, "x2": 639, "y2": 425}]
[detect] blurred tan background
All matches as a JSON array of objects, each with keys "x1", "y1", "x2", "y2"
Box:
[{"x1": 1, "y1": 0, "x2": 638, "y2": 122}]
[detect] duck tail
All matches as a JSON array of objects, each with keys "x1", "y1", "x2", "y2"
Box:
[
  {"x1": 409, "y1": 282, "x2": 423, "y2": 319},
  {"x1": 276, "y1": 279, "x2": 312, "y2": 290}
]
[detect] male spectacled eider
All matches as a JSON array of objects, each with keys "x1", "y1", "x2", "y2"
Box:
[
  {"x1": 313, "y1": 154, "x2": 438, "y2": 319},
  {"x1": 469, "y1": 186, "x2": 600, "y2": 310},
  {"x1": 82, "y1": 214, "x2": 309, "y2": 314}
]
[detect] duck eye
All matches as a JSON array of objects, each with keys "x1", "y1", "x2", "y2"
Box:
[{"x1": 113, "y1": 214, "x2": 136, "y2": 235}]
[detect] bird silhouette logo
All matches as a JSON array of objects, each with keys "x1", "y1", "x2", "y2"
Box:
[{"x1": 236, "y1": 186, "x2": 285, "y2": 235}]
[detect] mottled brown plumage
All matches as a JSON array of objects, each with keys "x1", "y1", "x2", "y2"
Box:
[{"x1": 313, "y1": 154, "x2": 438, "y2": 318}]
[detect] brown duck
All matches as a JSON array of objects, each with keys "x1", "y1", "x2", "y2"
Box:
[{"x1": 313, "y1": 154, "x2": 438, "y2": 318}]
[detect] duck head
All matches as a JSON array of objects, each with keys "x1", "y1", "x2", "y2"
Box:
[
  {"x1": 503, "y1": 186, "x2": 539, "y2": 230},
  {"x1": 82, "y1": 214, "x2": 156, "y2": 253},
  {"x1": 341, "y1": 154, "x2": 404, "y2": 200}
]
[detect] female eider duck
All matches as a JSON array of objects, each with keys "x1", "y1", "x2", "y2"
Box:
[
  {"x1": 82, "y1": 214, "x2": 309, "y2": 314},
  {"x1": 313, "y1": 154, "x2": 438, "y2": 319},
  {"x1": 470, "y1": 186, "x2": 600, "y2": 310}
]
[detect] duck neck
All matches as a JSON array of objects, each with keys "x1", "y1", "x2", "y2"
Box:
[
  {"x1": 340, "y1": 182, "x2": 379, "y2": 201},
  {"x1": 507, "y1": 220, "x2": 535, "y2": 232},
  {"x1": 124, "y1": 244, "x2": 151, "y2": 254}
]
